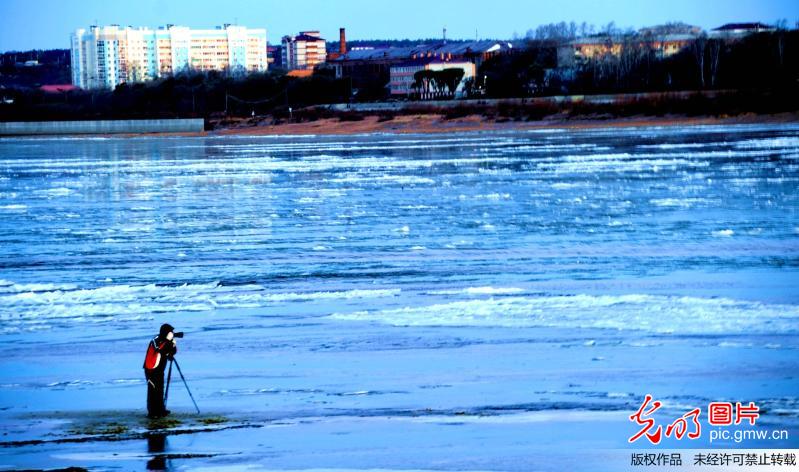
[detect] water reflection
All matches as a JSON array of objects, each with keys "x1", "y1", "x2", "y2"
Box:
[{"x1": 146, "y1": 433, "x2": 169, "y2": 471}]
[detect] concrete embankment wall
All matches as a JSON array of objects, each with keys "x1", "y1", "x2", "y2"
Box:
[
  {"x1": 0, "y1": 119, "x2": 204, "y2": 136},
  {"x1": 321, "y1": 90, "x2": 734, "y2": 113}
]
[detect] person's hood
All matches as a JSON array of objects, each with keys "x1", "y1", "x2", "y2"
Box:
[{"x1": 159, "y1": 323, "x2": 175, "y2": 338}]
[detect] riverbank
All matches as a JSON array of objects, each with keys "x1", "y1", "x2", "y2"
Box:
[
  {"x1": 212, "y1": 112, "x2": 799, "y2": 136},
  {"x1": 9, "y1": 111, "x2": 792, "y2": 140},
  {"x1": 3, "y1": 88, "x2": 797, "y2": 138}
]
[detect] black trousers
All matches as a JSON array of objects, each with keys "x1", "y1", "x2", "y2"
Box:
[{"x1": 145, "y1": 368, "x2": 166, "y2": 417}]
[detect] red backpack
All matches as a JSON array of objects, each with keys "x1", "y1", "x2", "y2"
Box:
[{"x1": 143, "y1": 337, "x2": 166, "y2": 370}]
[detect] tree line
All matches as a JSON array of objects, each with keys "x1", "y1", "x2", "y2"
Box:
[
  {"x1": 0, "y1": 69, "x2": 348, "y2": 122},
  {"x1": 480, "y1": 28, "x2": 798, "y2": 98}
]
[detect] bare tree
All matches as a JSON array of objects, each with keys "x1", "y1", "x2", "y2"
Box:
[
  {"x1": 693, "y1": 34, "x2": 707, "y2": 89},
  {"x1": 708, "y1": 39, "x2": 722, "y2": 87},
  {"x1": 639, "y1": 32, "x2": 656, "y2": 88},
  {"x1": 775, "y1": 18, "x2": 788, "y2": 68},
  {"x1": 530, "y1": 22, "x2": 580, "y2": 42},
  {"x1": 618, "y1": 36, "x2": 636, "y2": 87},
  {"x1": 604, "y1": 22, "x2": 618, "y2": 36}
]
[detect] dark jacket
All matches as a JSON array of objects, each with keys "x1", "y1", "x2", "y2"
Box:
[{"x1": 143, "y1": 335, "x2": 177, "y2": 372}]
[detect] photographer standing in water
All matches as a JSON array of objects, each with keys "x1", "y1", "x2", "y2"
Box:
[{"x1": 143, "y1": 323, "x2": 179, "y2": 418}]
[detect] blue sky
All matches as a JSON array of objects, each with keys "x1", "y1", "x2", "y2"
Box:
[{"x1": 0, "y1": 0, "x2": 796, "y2": 51}]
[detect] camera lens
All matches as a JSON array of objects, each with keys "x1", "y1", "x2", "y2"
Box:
[{"x1": 174, "y1": 332, "x2": 184, "y2": 338}]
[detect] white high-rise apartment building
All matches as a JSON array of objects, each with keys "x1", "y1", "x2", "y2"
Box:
[{"x1": 71, "y1": 24, "x2": 267, "y2": 89}]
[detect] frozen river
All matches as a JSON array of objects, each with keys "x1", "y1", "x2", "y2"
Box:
[{"x1": 0, "y1": 124, "x2": 797, "y2": 470}]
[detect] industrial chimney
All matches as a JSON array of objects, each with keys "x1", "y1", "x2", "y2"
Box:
[{"x1": 339, "y1": 28, "x2": 347, "y2": 55}]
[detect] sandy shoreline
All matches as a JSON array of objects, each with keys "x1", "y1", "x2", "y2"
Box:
[{"x1": 209, "y1": 112, "x2": 799, "y2": 137}]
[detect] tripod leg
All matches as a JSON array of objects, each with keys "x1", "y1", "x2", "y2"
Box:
[
  {"x1": 163, "y1": 359, "x2": 173, "y2": 408},
  {"x1": 172, "y1": 358, "x2": 200, "y2": 414}
]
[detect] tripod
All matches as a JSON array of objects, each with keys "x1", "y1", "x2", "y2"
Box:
[{"x1": 163, "y1": 357, "x2": 200, "y2": 414}]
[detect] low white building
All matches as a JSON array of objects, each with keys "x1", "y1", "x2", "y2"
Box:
[{"x1": 390, "y1": 58, "x2": 475, "y2": 98}]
